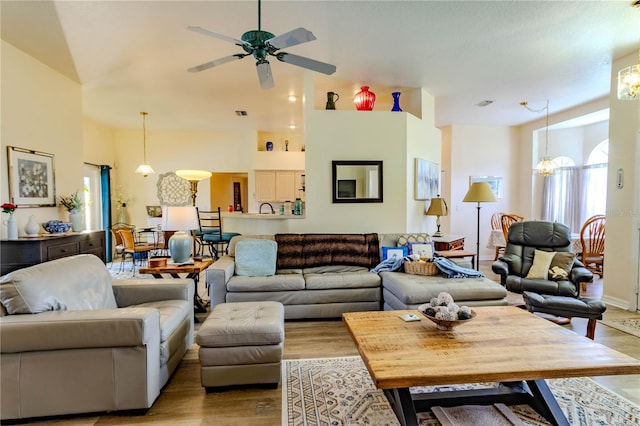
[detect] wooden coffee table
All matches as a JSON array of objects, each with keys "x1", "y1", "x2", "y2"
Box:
[
  {"x1": 140, "y1": 258, "x2": 213, "y2": 314},
  {"x1": 343, "y1": 307, "x2": 640, "y2": 426}
]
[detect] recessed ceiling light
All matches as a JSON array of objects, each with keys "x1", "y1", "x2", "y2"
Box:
[
  {"x1": 476, "y1": 100, "x2": 494, "y2": 107},
  {"x1": 235, "y1": 110, "x2": 248, "y2": 116},
  {"x1": 289, "y1": 123, "x2": 296, "y2": 129},
  {"x1": 288, "y1": 95, "x2": 297, "y2": 102}
]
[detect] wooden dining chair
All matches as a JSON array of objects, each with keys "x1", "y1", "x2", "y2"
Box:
[
  {"x1": 491, "y1": 212, "x2": 504, "y2": 259},
  {"x1": 110, "y1": 223, "x2": 135, "y2": 271},
  {"x1": 117, "y1": 228, "x2": 155, "y2": 274},
  {"x1": 499, "y1": 213, "x2": 524, "y2": 257},
  {"x1": 580, "y1": 214, "x2": 605, "y2": 279}
]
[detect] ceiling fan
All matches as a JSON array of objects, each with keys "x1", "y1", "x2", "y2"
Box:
[{"x1": 186, "y1": 0, "x2": 337, "y2": 89}]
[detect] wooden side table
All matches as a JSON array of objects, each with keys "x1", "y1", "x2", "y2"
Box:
[
  {"x1": 139, "y1": 258, "x2": 213, "y2": 315},
  {"x1": 434, "y1": 250, "x2": 476, "y2": 268},
  {"x1": 431, "y1": 234, "x2": 465, "y2": 251}
]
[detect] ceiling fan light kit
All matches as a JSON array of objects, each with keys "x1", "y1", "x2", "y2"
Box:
[{"x1": 186, "y1": 0, "x2": 336, "y2": 89}]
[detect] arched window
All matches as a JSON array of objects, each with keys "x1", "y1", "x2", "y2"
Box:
[
  {"x1": 587, "y1": 140, "x2": 609, "y2": 165},
  {"x1": 552, "y1": 156, "x2": 575, "y2": 168}
]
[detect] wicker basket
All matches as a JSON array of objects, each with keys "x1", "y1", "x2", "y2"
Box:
[{"x1": 404, "y1": 260, "x2": 438, "y2": 276}]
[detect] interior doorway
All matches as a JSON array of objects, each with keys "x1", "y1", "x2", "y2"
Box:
[{"x1": 210, "y1": 173, "x2": 248, "y2": 212}]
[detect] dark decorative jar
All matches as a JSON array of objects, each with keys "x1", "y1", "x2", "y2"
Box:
[
  {"x1": 266, "y1": 141, "x2": 273, "y2": 151},
  {"x1": 354, "y1": 86, "x2": 376, "y2": 111},
  {"x1": 391, "y1": 92, "x2": 402, "y2": 112}
]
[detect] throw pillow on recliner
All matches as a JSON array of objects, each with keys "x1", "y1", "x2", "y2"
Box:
[
  {"x1": 235, "y1": 239, "x2": 278, "y2": 277},
  {"x1": 525, "y1": 249, "x2": 555, "y2": 279},
  {"x1": 548, "y1": 252, "x2": 575, "y2": 281}
]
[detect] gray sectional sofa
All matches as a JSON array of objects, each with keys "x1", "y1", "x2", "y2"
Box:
[
  {"x1": 207, "y1": 234, "x2": 382, "y2": 319},
  {"x1": 0, "y1": 254, "x2": 195, "y2": 421},
  {"x1": 207, "y1": 233, "x2": 508, "y2": 319}
]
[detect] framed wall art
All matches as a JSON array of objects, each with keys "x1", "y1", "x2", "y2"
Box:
[
  {"x1": 469, "y1": 175, "x2": 503, "y2": 198},
  {"x1": 7, "y1": 146, "x2": 56, "y2": 207},
  {"x1": 414, "y1": 158, "x2": 439, "y2": 200}
]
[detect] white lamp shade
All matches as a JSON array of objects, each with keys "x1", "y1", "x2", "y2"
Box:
[
  {"x1": 135, "y1": 164, "x2": 155, "y2": 177},
  {"x1": 175, "y1": 169, "x2": 212, "y2": 181},
  {"x1": 162, "y1": 206, "x2": 199, "y2": 231}
]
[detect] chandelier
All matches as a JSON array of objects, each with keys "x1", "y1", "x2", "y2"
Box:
[
  {"x1": 135, "y1": 112, "x2": 155, "y2": 177},
  {"x1": 618, "y1": 1, "x2": 640, "y2": 100},
  {"x1": 521, "y1": 100, "x2": 554, "y2": 176}
]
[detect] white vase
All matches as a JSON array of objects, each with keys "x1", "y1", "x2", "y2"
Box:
[
  {"x1": 5, "y1": 213, "x2": 18, "y2": 240},
  {"x1": 116, "y1": 204, "x2": 130, "y2": 224},
  {"x1": 24, "y1": 214, "x2": 40, "y2": 236},
  {"x1": 69, "y1": 211, "x2": 84, "y2": 232}
]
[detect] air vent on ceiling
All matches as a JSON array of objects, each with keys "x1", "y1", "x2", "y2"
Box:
[
  {"x1": 476, "y1": 100, "x2": 493, "y2": 107},
  {"x1": 235, "y1": 110, "x2": 248, "y2": 116}
]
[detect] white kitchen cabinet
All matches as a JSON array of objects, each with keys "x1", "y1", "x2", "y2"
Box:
[
  {"x1": 255, "y1": 170, "x2": 304, "y2": 202},
  {"x1": 255, "y1": 171, "x2": 276, "y2": 202}
]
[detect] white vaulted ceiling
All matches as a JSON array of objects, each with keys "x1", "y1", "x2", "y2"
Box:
[{"x1": 1, "y1": 1, "x2": 635, "y2": 132}]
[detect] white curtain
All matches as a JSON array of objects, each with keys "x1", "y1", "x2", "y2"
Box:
[
  {"x1": 541, "y1": 163, "x2": 607, "y2": 233},
  {"x1": 580, "y1": 163, "x2": 608, "y2": 225}
]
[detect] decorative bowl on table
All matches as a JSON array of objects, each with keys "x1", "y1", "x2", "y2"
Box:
[
  {"x1": 418, "y1": 291, "x2": 476, "y2": 331},
  {"x1": 42, "y1": 220, "x2": 72, "y2": 234},
  {"x1": 420, "y1": 310, "x2": 477, "y2": 331}
]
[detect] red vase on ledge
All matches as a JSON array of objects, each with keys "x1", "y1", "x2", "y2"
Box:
[{"x1": 354, "y1": 86, "x2": 376, "y2": 111}]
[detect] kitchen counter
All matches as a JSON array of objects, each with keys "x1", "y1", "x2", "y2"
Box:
[
  {"x1": 221, "y1": 212, "x2": 305, "y2": 220},
  {"x1": 221, "y1": 212, "x2": 304, "y2": 235}
]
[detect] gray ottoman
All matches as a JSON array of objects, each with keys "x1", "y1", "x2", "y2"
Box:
[
  {"x1": 196, "y1": 301, "x2": 284, "y2": 390},
  {"x1": 522, "y1": 291, "x2": 606, "y2": 340},
  {"x1": 380, "y1": 272, "x2": 508, "y2": 310}
]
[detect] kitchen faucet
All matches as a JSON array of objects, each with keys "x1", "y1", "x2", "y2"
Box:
[{"x1": 259, "y1": 202, "x2": 275, "y2": 214}]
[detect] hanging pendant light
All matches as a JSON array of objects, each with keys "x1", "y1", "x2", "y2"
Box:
[
  {"x1": 521, "y1": 100, "x2": 555, "y2": 176},
  {"x1": 617, "y1": 1, "x2": 640, "y2": 101},
  {"x1": 135, "y1": 111, "x2": 155, "y2": 177}
]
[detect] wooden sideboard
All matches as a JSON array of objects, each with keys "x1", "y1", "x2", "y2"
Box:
[
  {"x1": 431, "y1": 234, "x2": 465, "y2": 251},
  {"x1": 0, "y1": 230, "x2": 106, "y2": 276}
]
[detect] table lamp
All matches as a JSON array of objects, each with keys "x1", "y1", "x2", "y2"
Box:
[
  {"x1": 463, "y1": 182, "x2": 497, "y2": 270},
  {"x1": 175, "y1": 169, "x2": 213, "y2": 206},
  {"x1": 162, "y1": 206, "x2": 199, "y2": 263},
  {"x1": 425, "y1": 196, "x2": 448, "y2": 237}
]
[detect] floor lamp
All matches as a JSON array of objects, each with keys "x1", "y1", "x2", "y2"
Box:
[
  {"x1": 463, "y1": 182, "x2": 496, "y2": 270},
  {"x1": 175, "y1": 170, "x2": 213, "y2": 206}
]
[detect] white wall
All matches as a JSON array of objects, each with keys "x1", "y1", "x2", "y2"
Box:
[
  {"x1": 83, "y1": 117, "x2": 116, "y2": 167},
  {"x1": 298, "y1": 77, "x2": 440, "y2": 234},
  {"x1": 445, "y1": 125, "x2": 518, "y2": 260},
  {"x1": 1, "y1": 41, "x2": 84, "y2": 237},
  {"x1": 112, "y1": 129, "x2": 256, "y2": 226},
  {"x1": 603, "y1": 51, "x2": 640, "y2": 310}
]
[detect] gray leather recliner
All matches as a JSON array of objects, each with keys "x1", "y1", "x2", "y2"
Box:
[{"x1": 492, "y1": 221, "x2": 593, "y2": 297}]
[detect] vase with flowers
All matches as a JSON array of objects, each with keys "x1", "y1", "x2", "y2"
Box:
[
  {"x1": 59, "y1": 191, "x2": 85, "y2": 232},
  {"x1": 2, "y1": 203, "x2": 18, "y2": 240}
]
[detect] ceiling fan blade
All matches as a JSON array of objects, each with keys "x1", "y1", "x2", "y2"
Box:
[
  {"x1": 267, "y1": 27, "x2": 316, "y2": 50},
  {"x1": 187, "y1": 54, "x2": 246, "y2": 73},
  {"x1": 186, "y1": 26, "x2": 250, "y2": 47},
  {"x1": 276, "y1": 52, "x2": 336, "y2": 75},
  {"x1": 256, "y1": 60, "x2": 274, "y2": 89}
]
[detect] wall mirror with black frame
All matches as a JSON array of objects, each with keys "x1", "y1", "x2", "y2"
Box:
[{"x1": 332, "y1": 160, "x2": 383, "y2": 203}]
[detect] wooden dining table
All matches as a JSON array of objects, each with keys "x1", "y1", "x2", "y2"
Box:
[{"x1": 343, "y1": 306, "x2": 640, "y2": 426}]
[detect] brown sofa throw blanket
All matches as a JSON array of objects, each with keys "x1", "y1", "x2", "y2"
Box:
[{"x1": 275, "y1": 233, "x2": 380, "y2": 269}]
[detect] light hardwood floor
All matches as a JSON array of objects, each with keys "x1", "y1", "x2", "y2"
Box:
[{"x1": 11, "y1": 260, "x2": 640, "y2": 425}]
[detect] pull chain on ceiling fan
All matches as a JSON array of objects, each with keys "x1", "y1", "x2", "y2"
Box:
[{"x1": 186, "y1": 0, "x2": 336, "y2": 89}]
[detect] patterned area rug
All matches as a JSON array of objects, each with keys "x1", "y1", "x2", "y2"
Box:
[
  {"x1": 282, "y1": 356, "x2": 640, "y2": 426},
  {"x1": 600, "y1": 318, "x2": 640, "y2": 338}
]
